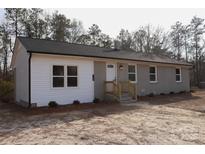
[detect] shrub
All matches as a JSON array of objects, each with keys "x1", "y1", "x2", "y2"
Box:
[
  {"x1": 179, "y1": 91, "x2": 186, "y2": 94},
  {"x1": 0, "y1": 80, "x2": 14, "y2": 102},
  {"x1": 170, "y1": 91, "x2": 174, "y2": 94},
  {"x1": 48, "y1": 101, "x2": 58, "y2": 108},
  {"x1": 148, "y1": 93, "x2": 154, "y2": 97},
  {"x1": 160, "y1": 93, "x2": 165, "y2": 95},
  {"x1": 93, "y1": 98, "x2": 100, "y2": 103},
  {"x1": 73, "y1": 100, "x2": 80, "y2": 105},
  {"x1": 190, "y1": 89, "x2": 195, "y2": 93}
]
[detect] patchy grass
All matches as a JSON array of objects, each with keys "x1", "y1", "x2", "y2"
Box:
[{"x1": 1, "y1": 91, "x2": 205, "y2": 144}]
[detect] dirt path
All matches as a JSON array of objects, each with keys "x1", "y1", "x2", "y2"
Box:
[{"x1": 1, "y1": 91, "x2": 205, "y2": 144}]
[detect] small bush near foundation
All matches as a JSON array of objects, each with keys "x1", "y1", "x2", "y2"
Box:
[
  {"x1": 190, "y1": 90, "x2": 195, "y2": 93},
  {"x1": 170, "y1": 92, "x2": 174, "y2": 94},
  {"x1": 179, "y1": 91, "x2": 186, "y2": 94},
  {"x1": 73, "y1": 100, "x2": 80, "y2": 105},
  {"x1": 48, "y1": 101, "x2": 58, "y2": 107},
  {"x1": 160, "y1": 93, "x2": 165, "y2": 95},
  {"x1": 93, "y1": 98, "x2": 100, "y2": 103},
  {"x1": 148, "y1": 93, "x2": 154, "y2": 97}
]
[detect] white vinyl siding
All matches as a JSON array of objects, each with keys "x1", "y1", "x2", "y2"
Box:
[
  {"x1": 13, "y1": 41, "x2": 30, "y2": 103},
  {"x1": 31, "y1": 54, "x2": 94, "y2": 107}
]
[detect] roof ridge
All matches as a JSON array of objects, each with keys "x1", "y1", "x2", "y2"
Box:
[{"x1": 17, "y1": 36, "x2": 113, "y2": 50}]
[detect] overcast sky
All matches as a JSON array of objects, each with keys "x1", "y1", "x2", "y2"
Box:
[{"x1": 1, "y1": 8, "x2": 205, "y2": 37}]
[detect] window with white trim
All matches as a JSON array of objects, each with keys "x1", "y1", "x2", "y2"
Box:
[
  {"x1": 176, "y1": 68, "x2": 181, "y2": 82},
  {"x1": 128, "y1": 65, "x2": 136, "y2": 82},
  {"x1": 67, "y1": 66, "x2": 78, "y2": 87},
  {"x1": 53, "y1": 65, "x2": 64, "y2": 87},
  {"x1": 149, "y1": 66, "x2": 157, "y2": 82},
  {"x1": 107, "y1": 64, "x2": 114, "y2": 68}
]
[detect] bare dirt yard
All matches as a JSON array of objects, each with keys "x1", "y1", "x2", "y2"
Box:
[{"x1": 1, "y1": 90, "x2": 205, "y2": 144}]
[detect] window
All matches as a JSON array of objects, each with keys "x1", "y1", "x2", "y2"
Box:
[
  {"x1": 128, "y1": 65, "x2": 136, "y2": 82},
  {"x1": 53, "y1": 65, "x2": 64, "y2": 87},
  {"x1": 67, "y1": 66, "x2": 78, "y2": 87},
  {"x1": 176, "y1": 68, "x2": 181, "y2": 82},
  {"x1": 149, "y1": 66, "x2": 157, "y2": 82},
  {"x1": 107, "y1": 64, "x2": 114, "y2": 68}
]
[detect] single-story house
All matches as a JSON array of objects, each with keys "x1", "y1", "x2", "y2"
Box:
[{"x1": 11, "y1": 37, "x2": 192, "y2": 107}]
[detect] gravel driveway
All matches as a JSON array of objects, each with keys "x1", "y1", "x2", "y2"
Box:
[{"x1": 1, "y1": 91, "x2": 205, "y2": 144}]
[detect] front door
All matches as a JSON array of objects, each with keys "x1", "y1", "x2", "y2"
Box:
[
  {"x1": 106, "y1": 63, "x2": 116, "y2": 81},
  {"x1": 106, "y1": 63, "x2": 116, "y2": 92}
]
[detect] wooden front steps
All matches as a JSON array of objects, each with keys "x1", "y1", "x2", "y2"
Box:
[
  {"x1": 104, "y1": 80, "x2": 137, "y2": 103},
  {"x1": 104, "y1": 92, "x2": 137, "y2": 103},
  {"x1": 119, "y1": 92, "x2": 137, "y2": 104}
]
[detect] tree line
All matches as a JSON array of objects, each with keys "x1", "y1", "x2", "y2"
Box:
[{"x1": 0, "y1": 8, "x2": 205, "y2": 86}]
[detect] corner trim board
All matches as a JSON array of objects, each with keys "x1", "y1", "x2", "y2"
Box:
[{"x1": 28, "y1": 52, "x2": 32, "y2": 108}]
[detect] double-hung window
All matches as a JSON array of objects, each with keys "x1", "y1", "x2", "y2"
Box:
[
  {"x1": 176, "y1": 68, "x2": 182, "y2": 82},
  {"x1": 149, "y1": 66, "x2": 157, "y2": 82},
  {"x1": 52, "y1": 65, "x2": 64, "y2": 87},
  {"x1": 67, "y1": 66, "x2": 78, "y2": 87},
  {"x1": 128, "y1": 65, "x2": 137, "y2": 82},
  {"x1": 52, "y1": 65, "x2": 78, "y2": 88}
]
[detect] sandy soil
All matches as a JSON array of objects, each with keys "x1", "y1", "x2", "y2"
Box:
[{"x1": 1, "y1": 91, "x2": 205, "y2": 144}]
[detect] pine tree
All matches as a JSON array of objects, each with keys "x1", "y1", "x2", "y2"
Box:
[
  {"x1": 5, "y1": 8, "x2": 26, "y2": 37},
  {"x1": 87, "y1": 24, "x2": 102, "y2": 46},
  {"x1": 117, "y1": 29, "x2": 132, "y2": 49},
  {"x1": 50, "y1": 11, "x2": 70, "y2": 41}
]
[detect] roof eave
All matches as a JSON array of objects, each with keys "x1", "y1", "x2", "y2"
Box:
[{"x1": 27, "y1": 50, "x2": 192, "y2": 67}]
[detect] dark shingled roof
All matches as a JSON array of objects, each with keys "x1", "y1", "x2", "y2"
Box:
[{"x1": 18, "y1": 37, "x2": 191, "y2": 66}]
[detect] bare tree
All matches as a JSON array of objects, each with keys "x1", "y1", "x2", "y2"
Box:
[
  {"x1": 98, "y1": 33, "x2": 112, "y2": 48},
  {"x1": 67, "y1": 19, "x2": 84, "y2": 43},
  {"x1": 170, "y1": 21, "x2": 184, "y2": 60},
  {"x1": 5, "y1": 8, "x2": 28, "y2": 37},
  {"x1": 0, "y1": 23, "x2": 12, "y2": 79},
  {"x1": 131, "y1": 25, "x2": 169, "y2": 54},
  {"x1": 190, "y1": 16, "x2": 205, "y2": 86},
  {"x1": 181, "y1": 25, "x2": 191, "y2": 62},
  {"x1": 132, "y1": 28, "x2": 146, "y2": 52}
]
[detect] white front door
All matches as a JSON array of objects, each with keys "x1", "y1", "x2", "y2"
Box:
[{"x1": 106, "y1": 63, "x2": 116, "y2": 81}]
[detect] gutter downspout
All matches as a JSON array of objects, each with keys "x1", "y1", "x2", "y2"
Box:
[{"x1": 28, "y1": 52, "x2": 32, "y2": 108}]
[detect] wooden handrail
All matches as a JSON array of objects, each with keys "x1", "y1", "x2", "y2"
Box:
[
  {"x1": 118, "y1": 83, "x2": 122, "y2": 99},
  {"x1": 104, "y1": 80, "x2": 137, "y2": 100},
  {"x1": 128, "y1": 81, "x2": 137, "y2": 99},
  {"x1": 104, "y1": 81, "x2": 120, "y2": 99}
]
